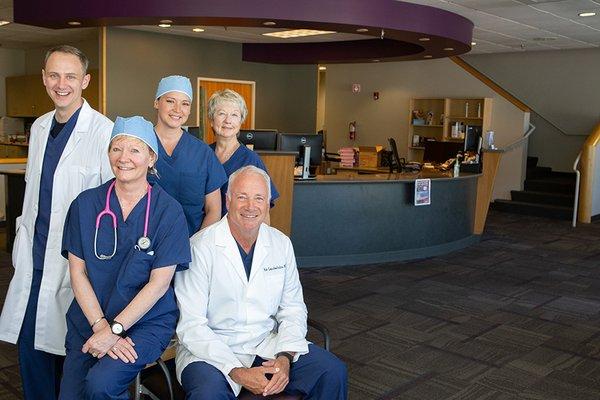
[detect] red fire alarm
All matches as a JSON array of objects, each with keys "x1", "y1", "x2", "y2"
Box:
[{"x1": 373, "y1": 92, "x2": 380, "y2": 100}]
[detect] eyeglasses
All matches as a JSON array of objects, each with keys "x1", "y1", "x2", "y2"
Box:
[{"x1": 215, "y1": 111, "x2": 242, "y2": 121}]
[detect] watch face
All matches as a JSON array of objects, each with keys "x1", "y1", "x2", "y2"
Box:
[{"x1": 111, "y1": 323, "x2": 123, "y2": 335}]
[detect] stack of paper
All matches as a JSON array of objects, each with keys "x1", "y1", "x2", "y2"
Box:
[{"x1": 339, "y1": 147, "x2": 356, "y2": 167}]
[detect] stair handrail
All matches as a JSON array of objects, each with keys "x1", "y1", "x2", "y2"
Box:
[
  {"x1": 572, "y1": 152, "x2": 582, "y2": 228},
  {"x1": 500, "y1": 123, "x2": 535, "y2": 153}
]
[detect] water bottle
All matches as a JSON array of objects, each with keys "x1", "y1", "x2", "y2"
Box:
[{"x1": 486, "y1": 130, "x2": 495, "y2": 149}]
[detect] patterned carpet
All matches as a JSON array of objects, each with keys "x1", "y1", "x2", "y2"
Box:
[{"x1": 2, "y1": 210, "x2": 600, "y2": 399}]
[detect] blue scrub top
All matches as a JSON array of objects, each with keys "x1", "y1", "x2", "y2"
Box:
[
  {"x1": 61, "y1": 180, "x2": 191, "y2": 347},
  {"x1": 209, "y1": 142, "x2": 280, "y2": 217},
  {"x1": 32, "y1": 107, "x2": 81, "y2": 271},
  {"x1": 149, "y1": 131, "x2": 227, "y2": 236}
]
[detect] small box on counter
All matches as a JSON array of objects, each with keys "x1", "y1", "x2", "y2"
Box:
[{"x1": 358, "y1": 145, "x2": 383, "y2": 168}]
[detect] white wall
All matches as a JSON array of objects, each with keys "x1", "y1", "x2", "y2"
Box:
[
  {"x1": 323, "y1": 58, "x2": 529, "y2": 200},
  {"x1": 464, "y1": 48, "x2": 600, "y2": 172},
  {"x1": 0, "y1": 48, "x2": 26, "y2": 116}
]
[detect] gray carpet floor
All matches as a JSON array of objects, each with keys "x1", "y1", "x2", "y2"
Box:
[{"x1": 2, "y1": 210, "x2": 600, "y2": 399}]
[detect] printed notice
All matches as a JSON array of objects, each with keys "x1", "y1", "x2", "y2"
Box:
[{"x1": 414, "y1": 178, "x2": 431, "y2": 206}]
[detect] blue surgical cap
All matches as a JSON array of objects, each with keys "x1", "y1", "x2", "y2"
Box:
[
  {"x1": 155, "y1": 75, "x2": 193, "y2": 101},
  {"x1": 110, "y1": 116, "x2": 158, "y2": 155}
]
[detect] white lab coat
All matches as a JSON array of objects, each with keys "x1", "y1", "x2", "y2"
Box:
[
  {"x1": 0, "y1": 100, "x2": 113, "y2": 355},
  {"x1": 175, "y1": 217, "x2": 309, "y2": 395}
]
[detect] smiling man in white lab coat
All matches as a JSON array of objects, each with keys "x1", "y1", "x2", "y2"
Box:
[
  {"x1": 0, "y1": 45, "x2": 113, "y2": 400},
  {"x1": 175, "y1": 165, "x2": 347, "y2": 399}
]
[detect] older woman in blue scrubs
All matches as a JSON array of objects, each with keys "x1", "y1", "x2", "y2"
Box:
[
  {"x1": 149, "y1": 76, "x2": 227, "y2": 236},
  {"x1": 208, "y1": 89, "x2": 279, "y2": 218},
  {"x1": 59, "y1": 116, "x2": 191, "y2": 399}
]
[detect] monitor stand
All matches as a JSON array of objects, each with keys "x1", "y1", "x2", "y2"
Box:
[{"x1": 294, "y1": 146, "x2": 316, "y2": 180}]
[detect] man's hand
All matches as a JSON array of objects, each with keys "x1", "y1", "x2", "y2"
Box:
[
  {"x1": 261, "y1": 356, "x2": 291, "y2": 396},
  {"x1": 229, "y1": 366, "x2": 277, "y2": 395}
]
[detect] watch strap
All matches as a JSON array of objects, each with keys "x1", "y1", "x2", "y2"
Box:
[{"x1": 109, "y1": 320, "x2": 126, "y2": 338}]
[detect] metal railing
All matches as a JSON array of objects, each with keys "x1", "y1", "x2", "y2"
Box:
[
  {"x1": 572, "y1": 152, "x2": 582, "y2": 228},
  {"x1": 501, "y1": 123, "x2": 536, "y2": 152}
]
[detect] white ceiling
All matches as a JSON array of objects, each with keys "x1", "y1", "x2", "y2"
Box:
[{"x1": 0, "y1": 0, "x2": 599, "y2": 54}]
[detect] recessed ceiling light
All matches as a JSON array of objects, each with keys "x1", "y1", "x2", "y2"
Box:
[
  {"x1": 423, "y1": 55, "x2": 433, "y2": 58},
  {"x1": 319, "y1": 66, "x2": 327, "y2": 71},
  {"x1": 0, "y1": 21, "x2": 10, "y2": 26},
  {"x1": 443, "y1": 47, "x2": 454, "y2": 51},
  {"x1": 579, "y1": 12, "x2": 596, "y2": 17},
  {"x1": 67, "y1": 21, "x2": 81, "y2": 26},
  {"x1": 158, "y1": 23, "x2": 171, "y2": 28},
  {"x1": 192, "y1": 28, "x2": 205, "y2": 32},
  {"x1": 356, "y1": 28, "x2": 369, "y2": 33},
  {"x1": 418, "y1": 37, "x2": 430, "y2": 42},
  {"x1": 263, "y1": 29, "x2": 336, "y2": 39},
  {"x1": 263, "y1": 21, "x2": 276, "y2": 26},
  {"x1": 160, "y1": 19, "x2": 173, "y2": 24},
  {"x1": 471, "y1": 41, "x2": 476, "y2": 46},
  {"x1": 372, "y1": 59, "x2": 380, "y2": 62}
]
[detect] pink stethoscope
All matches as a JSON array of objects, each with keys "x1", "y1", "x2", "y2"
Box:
[{"x1": 94, "y1": 180, "x2": 152, "y2": 260}]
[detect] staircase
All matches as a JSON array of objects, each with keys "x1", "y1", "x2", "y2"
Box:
[{"x1": 491, "y1": 157, "x2": 576, "y2": 220}]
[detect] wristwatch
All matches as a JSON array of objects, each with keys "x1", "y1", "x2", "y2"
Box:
[
  {"x1": 275, "y1": 352, "x2": 294, "y2": 364},
  {"x1": 109, "y1": 320, "x2": 126, "y2": 338}
]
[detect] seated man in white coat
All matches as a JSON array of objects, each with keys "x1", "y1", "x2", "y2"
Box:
[{"x1": 175, "y1": 165, "x2": 347, "y2": 400}]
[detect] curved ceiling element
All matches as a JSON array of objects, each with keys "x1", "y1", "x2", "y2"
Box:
[{"x1": 13, "y1": 0, "x2": 474, "y2": 63}]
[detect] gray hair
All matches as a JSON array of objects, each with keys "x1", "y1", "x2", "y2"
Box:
[
  {"x1": 226, "y1": 165, "x2": 271, "y2": 202},
  {"x1": 44, "y1": 45, "x2": 89, "y2": 75},
  {"x1": 207, "y1": 89, "x2": 248, "y2": 123}
]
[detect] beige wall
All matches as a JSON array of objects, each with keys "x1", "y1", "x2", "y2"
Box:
[
  {"x1": 464, "y1": 48, "x2": 600, "y2": 172},
  {"x1": 24, "y1": 38, "x2": 99, "y2": 75},
  {"x1": 322, "y1": 58, "x2": 529, "y2": 200},
  {"x1": 105, "y1": 28, "x2": 317, "y2": 133},
  {"x1": 0, "y1": 48, "x2": 26, "y2": 116}
]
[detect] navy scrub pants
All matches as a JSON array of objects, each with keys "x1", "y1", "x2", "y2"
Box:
[
  {"x1": 18, "y1": 268, "x2": 65, "y2": 400},
  {"x1": 59, "y1": 328, "x2": 166, "y2": 400},
  {"x1": 181, "y1": 344, "x2": 348, "y2": 400}
]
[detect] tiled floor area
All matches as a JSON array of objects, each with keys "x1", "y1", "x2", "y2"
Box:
[{"x1": 2, "y1": 211, "x2": 600, "y2": 399}]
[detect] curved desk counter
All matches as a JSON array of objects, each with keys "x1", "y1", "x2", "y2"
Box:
[{"x1": 291, "y1": 170, "x2": 481, "y2": 268}]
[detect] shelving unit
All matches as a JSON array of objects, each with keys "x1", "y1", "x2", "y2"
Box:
[{"x1": 407, "y1": 97, "x2": 492, "y2": 162}]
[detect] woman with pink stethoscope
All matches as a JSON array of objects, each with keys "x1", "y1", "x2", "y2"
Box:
[{"x1": 58, "y1": 116, "x2": 191, "y2": 399}]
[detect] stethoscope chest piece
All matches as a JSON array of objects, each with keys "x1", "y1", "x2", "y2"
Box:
[{"x1": 137, "y1": 236, "x2": 151, "y2": 251}]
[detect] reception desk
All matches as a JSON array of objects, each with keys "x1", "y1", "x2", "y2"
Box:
[{"x1": 291, "y1": 170, "x2": 481, "y2": 267}]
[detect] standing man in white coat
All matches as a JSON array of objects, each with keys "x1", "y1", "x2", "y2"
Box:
[
  {"x1": 175, "y1": 165, "x2": 347, "y2": 400},
  {"x1": 0, "y1": 45, "x2": 113, "y2": 400}
]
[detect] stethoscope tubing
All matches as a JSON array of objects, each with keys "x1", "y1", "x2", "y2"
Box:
[{"x1": 94, "y1": 180, "x2": 152, "y2": 260}]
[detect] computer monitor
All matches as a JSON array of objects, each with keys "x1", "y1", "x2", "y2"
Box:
[
  {"x1": 238, "y1": 129, "x2": 278, "y2": 151},
  {"x1": 464, "y1": 125, "x2": 482, "y2": 152},
  {"x1": 278, "y1": 133, "x2": 323, "y2": 166},
  {"x1": 187, "y1": 126, "x2": 203, "y2": 140},
  {"x1": 423, "y1": 141, "x2": 464, "y2": 163},
  {"x1": 388, "y1": 137, "x2": 405, "y2": 172}
]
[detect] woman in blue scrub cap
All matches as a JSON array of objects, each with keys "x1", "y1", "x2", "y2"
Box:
[
  {"x1": 208, "y1": 89, "x2": 279, "y2": 220},
  {"x1": 59, "y1": 116, "x2": 191, "y2": 399},
  {"x1": 149, "y1": 76, "x2": 227, "y2": 236}
]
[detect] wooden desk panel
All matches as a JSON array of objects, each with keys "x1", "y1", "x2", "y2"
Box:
[{"x1": 258, "y1": 153, "x2": 295, "y2": 236}]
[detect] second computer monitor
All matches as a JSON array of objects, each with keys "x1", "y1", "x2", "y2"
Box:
[
  {"x1": 238, "y1": 129, "x2": 278, "y2": 151},
  {"x1": 278, "y1": 133, "x2": 323, "y2": 166}
]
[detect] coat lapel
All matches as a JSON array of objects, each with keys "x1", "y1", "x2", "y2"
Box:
[
  {"x1": 248, "y1": 224, "x2": 271, "y2": 283},
  {"x1": 57, "y1": 100, "x2": 90, "y2": 168},
  {"x1": 215, "y1": 218, "x2": 249, "y2": 285}
]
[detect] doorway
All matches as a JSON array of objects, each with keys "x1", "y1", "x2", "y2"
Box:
[{"x1": 196, "y1": 78, "x2": 255, "y2": 144}]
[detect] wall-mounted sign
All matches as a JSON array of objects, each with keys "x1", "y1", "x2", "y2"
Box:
[
  {"x1": 415, "y1": 178, "x2": 431, "y2": 206},
  {"x1": 351, "y1": 83, "x2": 361, "y2": 93}
]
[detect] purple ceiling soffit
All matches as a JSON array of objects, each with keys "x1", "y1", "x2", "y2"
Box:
[
  {"x1": 243, "y1": 40, "x2": 425, "y2": 64},
  {"x1": 14, "y1": 0, "x2": 474, "y2": 63}
]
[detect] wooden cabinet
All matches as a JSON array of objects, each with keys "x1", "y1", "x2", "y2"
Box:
[
  {"x1": 5, "y1": 70, "x2": 99, "y2": 117},
  {"x1": 407, "y1": 97, "x2": 492, "y2": 162}
]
